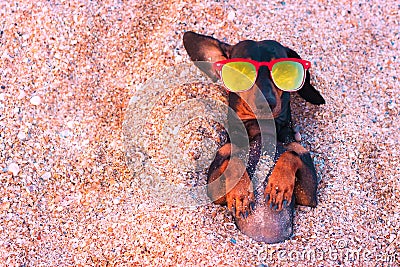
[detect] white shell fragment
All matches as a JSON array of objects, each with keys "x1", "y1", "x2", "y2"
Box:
[
  {"x1": 30, "y1": 95, "x2": 42, "y2": 106},
  {"x1": 227, "y1": 11, "x2": 236, "y2": 21},
  {"x1": 17, "y1": 131, "x2": 27, "y2": 140},
  {"x1": 41, "y1": 172, "x2": 52, "y2": 180},
  {"x1": 7, "y1": 163, "x2": 20, "y2": 176}
]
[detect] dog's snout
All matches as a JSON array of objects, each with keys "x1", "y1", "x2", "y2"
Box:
[
  {"x1": 264, "y1": 93, "x2": 277, "y2": 109},
  {"x1": 255, "y1": 84, "x2": 276, "y2": 110},
  {"x1": 255, "y1": 97, "x2": 274, "y2": 111},
  {"x1": 255, "y1": 68, "x2": 277, "y2": 110}
]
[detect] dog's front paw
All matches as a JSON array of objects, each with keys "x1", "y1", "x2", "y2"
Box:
[
  {"x1": 226, "y1": 170, "x2": 255, "y2": 219},
  {"x1": 264, "y1": 167, "x2": 295, "y2": 211}
]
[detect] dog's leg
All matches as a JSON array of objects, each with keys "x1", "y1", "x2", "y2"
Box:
[
  {"x1": 264, "y1": 150, "x2": 300, "y2": 210},
  {"x1": 207, "y1": 143, "x2": 255, "y2": 218},
  {"x1": 264, "y1": 142, "x2": 318, "y2": 210},
  {"x1": 285, "y1": 142, "x2": 318, "y2": 207}
]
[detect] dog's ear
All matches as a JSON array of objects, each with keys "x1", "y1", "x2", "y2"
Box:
[
  {"x1": 299, "y1": 71, "x2": 326, "y2": 105},
  {"x1": 183, "y1": 31, "x2": 231, "y2": 61},
  {"x1": 183, "y1": 31, "x2": 232, "y2": 82},
  {"x1": 285, "y1": 47, "x2": 325, "y2": 105}
]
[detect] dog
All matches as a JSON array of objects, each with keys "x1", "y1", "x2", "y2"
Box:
[{"x1": 183, "y1": 31, "x2": 325, "y2": 242}]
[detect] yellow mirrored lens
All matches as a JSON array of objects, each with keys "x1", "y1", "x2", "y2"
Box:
[
  {"x1": 221, "y1": 62, "x2": 257, "y2": 92},
  {"x1": 271, "y1": 61, "x2": 304, "y2": 91}
]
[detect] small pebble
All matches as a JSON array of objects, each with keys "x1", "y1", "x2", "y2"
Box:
[
  {"x1": 227, "y1": 11, "x2": 236, "y2": 21},
  {"x1": 30, "y1": 96, "x2": 41, "y2": 106},
  {"x1": 41, "y1": 172, "x2": 51, "y2": 180},
  {"x1": 18, "y1": 90, "x2": 26, "y2": 99},
  {"x1": 26, "y1": 185, "x2": 36, "y2": 194},
  {"x1": 17, "y1": 131, "x2": 27, "y2": 140},
  {"x1": 67, "y1": 121, "x2": 75, "y2": 129},
  {"x1": 7, "y1": 163, "x2": 20, "y2": 176},
  {"x1": 387, "y1": 101, "x2": 396, "y2": 110},
  {"x1": 1, "y1": 202, "x2": 11, "y2": 211},
  {"x1": 59, "y1": 130, "x2": 73, "y2": 138},
  {"x1": 224, "y1": 222, "x2": 236, "y2": 231},
  {"x1": 56, "y1": 206, "x2": 64, "y2": 212},
  {"x1": 294, "y1": 131, "x2": 302, "y2": 142},
  {"x1": 206, "y1": 233, "x2": 215, "y2": 240}
]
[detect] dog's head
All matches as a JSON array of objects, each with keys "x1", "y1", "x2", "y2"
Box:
[{"x1": 183, "y1": 31, "x2": 325, "y2": 120}]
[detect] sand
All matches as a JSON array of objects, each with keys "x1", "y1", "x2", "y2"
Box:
[{"x1": 0, "y1": 0, "x2": 399, "y2": 266}]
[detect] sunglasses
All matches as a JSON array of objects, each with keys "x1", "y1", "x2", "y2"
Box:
[{"x1": 213, "y1": 58, "x2": 311, "y2": 92}]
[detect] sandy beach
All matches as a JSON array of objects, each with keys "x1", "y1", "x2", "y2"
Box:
[{"x1": 0, "y1": 0, "x2": 399, "y2": 266}]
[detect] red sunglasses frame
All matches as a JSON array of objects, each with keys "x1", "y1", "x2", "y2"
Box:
[{"x1": 213, "y1": 58, "x2": 311, "y2": 92}]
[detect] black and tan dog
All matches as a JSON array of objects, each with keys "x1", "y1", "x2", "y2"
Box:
[{"x1": 183, "y1": 31, "x2": 325, "y2": 243}]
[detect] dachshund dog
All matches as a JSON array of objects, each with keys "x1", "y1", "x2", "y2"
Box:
[{"x1": 183, "y1": 31, "x2": 325, "y2": 242}]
